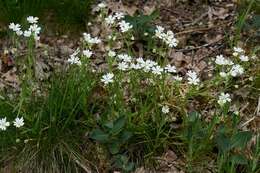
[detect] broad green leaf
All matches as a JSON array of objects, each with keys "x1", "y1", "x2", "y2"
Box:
[
  {"x1": 108, "y1": 142, "x2": 120, "y2": 155},
  {"x1": 90, "y1": 129, "x2": 109, "y2": 143},
  {"x1": 216, "y1": 133, "x2": 231, "y2": 152},
  {"x1": 231, "y1": 131, "x2": 252, "y2": 149},
  {"x1": 111, "y1": 116, "x2": 126, "y2": 134}
]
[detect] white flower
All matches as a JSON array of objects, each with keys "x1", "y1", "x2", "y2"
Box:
[
  {"x1": 229, "y1": 64, "x2": 244, "y2": 77},
  {"x1": 219, "y1": 72, "x2": 228, "y2": 77},
  {"x1": 165, "y1": 64, "x2": 176, "y2": 73},
  {"x1": 239, "y1": 55, "x2": 249, "y2": 62},
  {"x1": 187, "y1": 71, "x2": 200, "y2": 85},
  {"x1": 83, "y1": 33, "x2": 101, "y2": 44},
  {"x1": 118, "y1": 54, "x2": 132, "y2": 62},
  {"x1": 0, "y1": 117, "x2": 10, "y2": 131},
  {"x1": 97, "y1": 2, "x2": 107, "y2": 9},
  {"x1": 118, "y1": 62, "x2": 129, "y2": 71},
  {"x1": 164, "y1": 30, "x2": 178, "y2": 47},
  {"x1": 215, "y1": 55, "x2": 233, "y2": 65},
  {"x1": 29, "y1": 24, "x2": 41, "y2": 34},
  {"x1": 101, "y1": 73, "x2": 114, "y2": 85},
  {"x1": 118, "y1": 20, "x2": 133, "y2": 33},
  {"x1": 152, "y1": 65, "x2": 163, "y2": 75},
  {"x1": 155, "y1": 26, "x2": 178, "y2": 47},
  {"x1": 114, "y1": 12, "x2": 124, "y2": 20},
  {"x1": 173, "y1": 75, "x2": 183, "y2": 81},
  {"x1": 105, "y1": 15, "x2": 116, "y2": 25},
  {"x1": 130, "y1": 63, "x2": 142, "y2": 70},
  {"x1": 83, "y1": 49, "x2": 93, "y2": 58},
  {"x1": 27, "y1": 16, "x2": 39, "y2": 24},
  {"x1": 68, "y1": 49, "x2": 81, "y2": 65},
  {"x1": 68, "y1": 56, "x2": 81, "y2": 65},
  {"x1": 16, "y1": 30, "x2": 23, "y2": 36},
  {"x1": 218, "y1": 93, "x2": 231, "y2": 106},
  {"x1": 108, "y1": 50, "x2": 116, "y2": 57},
  {"x1": 162, "y1": 105, "x2": 170, "y2": 114},
  {"x1": 23, "y1": 30, "x2": 32, "y2": 37},
  {"x1": 155, "y1": 25, "x2": 165, "y2": 39},
  {"x1": 13, "y1": 117, "x2": 24, "y2": 128},
  {"x1": 233, "y1": 47, "x2": 244, "y2": 56},
  {"x1": 9, "y1": 23, "x2": 21, "y2": 32},
  {"x1": 142, "y1": 60, "x2": 157, "y2": 72}
]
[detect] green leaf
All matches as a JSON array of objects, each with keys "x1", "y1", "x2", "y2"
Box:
[
  {"x1": 120, "y1": 131, "x2": 132, "y2": 142},
  {"x1": 231, "y1": 154, "x2": 248, "y2": 165},
  {"x1": 90, "y1": 129, "x2": 109, "y2": 143},
  {"x1": 104, "y1": 121, "x2": 114, "y2": 129},
  {"x1": 108, "y1": 142, "x2": 120, "y2": 154},
  {"x1": 231, "y1": 131, "x2": 252, "y2": 149},
  {"x1": 111, "y1": 116, "x2": 126, "y2": 134},
  {"x1": 216, "y1": 133, "x2": 232, "y2": 152}
]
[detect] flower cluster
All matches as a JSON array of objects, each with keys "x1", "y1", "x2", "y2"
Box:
[
  {"x1": 99, "y1": 51, "x2": 198, "y2": 85},
  {"x1": 105, "y1": 12, "x2": 125, "y2": 26},
  {"x1": 0, "y1": 117, "x2": 24, "y2": 131},
  {"x1": 155, "y1": 25, "x2": 178, "y2": 48},
  {"x1": 83, "y1": 33, "x2": 101, "y2": 45},
  {"x1": 68, "y1": 33, "x2": 100, "y2": 65},
  {"x1": 215, "y1": 47, "x2": 251, "y2": 77},
  {"x1": 9, "y1": 16, "x2": 41, "y2": 40}
]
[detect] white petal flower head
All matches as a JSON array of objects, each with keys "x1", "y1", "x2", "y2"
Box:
[
  {"x1": 108, "y1": 50, "x2": 116, "y2": 57},
  {"x1": 117, "y1": 54, "x2": 132, "y2": 62},
  {"x1": 229, "y1": 64, "x2": 244, "y2": 77},
  {"x1": 97, "y1": 2, "x2": 107, "y2": 9},
  {"x1": 173, "y1": 75, "x2": 183, "y2": 81},
  {"x1": 215, "y1": 55, "x2": 233, "y2": 65},
  {"x1": 233, "y1": 47, "x2": 244, "y2": 56},
  {"x1": 164, "y1": 30, "x2": 178, "y2": 47},
  {"x1": 9, "y1": 23, "x2": 21, "y2": 32},
  {"x1": 165, "y1": 64, "x2": 177, "y2": 73},
  {"x1": 118, "y1": 62, "x2": 129, "y2": 71},
  {"x1": 162, "y1": 105, "x2": 170, "y2": 114},
  {"x1": 114, "y1": 12, "x2": 125, "y2": 20},
  {"x1": 239, "y1": 55, "x2": 249, "y2": 62},
  {"x1": 187, "y1": 71, "x2": 200, "y2": 85},
  {"x1": 23, "y1": 30, "x2": 32, "y2": 37},
  {"x1": 155, "y1": 25, "x2": 165, "y2": 39},
  {"x1": 105, "y1": 15, "x2": 116, "y2": 25},
  {"x1": 130, "y1": 63, "x2": 142, "y2": 70},
  {"x1": 101, "y1": 73, "x2": 114, "y2": 85},
  {"x1": 29, "y1": 24, "x2": 41, "y2": 34},
  {"x1": 16, "y1": 30, "x2": 23, "y2": 36},
  {"x1": 13, "y1": 117, "x2": 24, "y2": 128},
  {"x1": 152, "y1": 65, "x2": 163, "y2": 75},
  {"x1": 118, "y1": 20, "x2": 133, "y2": 33},
  {"x1": 0, "y1": 117, "x2": 10, "y2": 131},
  {"x1": 219, "y1": 72, "x2": 228, "y2": 78},
  {"x1": 83, "y1": 33, "x2": 101, "y2": 44},
  {"x1": 83, "y1": 49, "x2": 93, "y2": 58},
  {"x1": 27, "y1": 16, "x2": 39, "y2": 24},
  {"x1": 218, "y1": 93, "x2": 231, "y2": 106},
  {"x1": 68, "y1": 49, "x2": 81, "y2": 65},
  {"x1": 68, "y1": 56, "x2": 81, "y2": 65}
]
